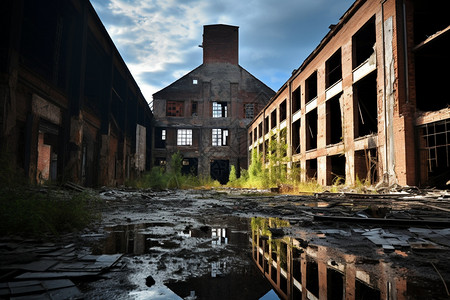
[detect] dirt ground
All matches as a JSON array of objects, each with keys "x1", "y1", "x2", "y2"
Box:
[{"x1": 1, "y1": 187, "x2": 450, "y2": 299}]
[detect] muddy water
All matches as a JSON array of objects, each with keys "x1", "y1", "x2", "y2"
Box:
[
  {"x1": 84, "y1": 216, "x2": 275, "y2": 299},
  {"x1": 80, "y1": 190, "x2": 450, "y2": 299}
]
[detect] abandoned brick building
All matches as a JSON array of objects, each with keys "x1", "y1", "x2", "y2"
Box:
[
  {"x1": 248, "y1": 0, "x2": 449, "y2": 187},
  {"x1": 0, "y1": 0, "x2": 153, "y2": 186},
  {"x1": 152, "y1": 25, "x2": 275, "y2": 184}
]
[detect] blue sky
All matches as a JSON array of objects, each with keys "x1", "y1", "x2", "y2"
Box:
[{"x1": 90, "y1": 0, "x2": 355, "y2": 104}]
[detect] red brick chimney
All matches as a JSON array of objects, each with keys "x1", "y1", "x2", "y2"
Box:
[{"x1": 202, "y1": 24, "x2": 239, "y2": 65}]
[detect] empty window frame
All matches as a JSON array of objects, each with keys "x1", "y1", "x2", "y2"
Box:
[
  {"x1": 212, "y1": 101, "x2": 228, "y2": 118},
  {"x1": 306, "y1": 108, "x2": 317, "y2": 151},
  {"x1": 264, "y1": 116, "x2": 269, "y2": 134},
  {"x1": 280, "y1": 100, "x2": 287, "y2": 122},
  {"x1": 191, "y1": 101, "x2": 198, "y2": 116},
  {"x1": 249, "y1": 132, "x2": 253, "y2": 145},
  {"x1": 177, "y1": 129, "x2": 192, "y2": 146},
  {"x1": 212, "y1": 129, "x2": 229, "y2": 146},
  {"x1": 271, "y1": 109, "x2": 277, "y2": 129},
  {"x1": 326, "y1": 94, "x2": 343, "y2": 145},
  {"x1": 326, "y1": 49, "x2": 342, "y2": 88},
  {"x1": 245, "y1": 103, "x2": 255, "y2": 119},
  {"x1": 155, "y1": 128, "x2": 166, "y2": 148},
  {"x1": 306, "y1": 158, "x2": 317, "y2": 180},
  {"x1": 328, "y1": 154, "x2": 346, "y2": 185},
  {"x1": 355, "y1": 148, "x2": 378, "y2": 185},
  {"x1": 412, "y1": 0, "x2": 449, "y2": 45},
  {"x1": 327, "y1": 268, "x2": 344, "y2": 300},
  {"x1": 413, "y1": 0, "x2": 450, "y2": 113},
  {"x1": 418, "y1": 120, "x2": 450, "y2": 188},
  {"x1": 258, "y1": 122, "x2": 263, "y2": 138},
  {"x1": 352, "y1": 16, "x2": 376, "y2": 68},
  {"x1": 292, "y1": 119, "x2": 301, "y2": 154},
  {"x1": 354, "y1": 72, "x2": 378, "y2": 138},
  {"x1": 305, "y1": 71, "x2": 318, "y2": 103},
  {"x1": 292, "y1": 86, "x2": 301, "y2": 113},
  {"x1": 166, "y1": 101, "x2": 184, "y2": 117}
]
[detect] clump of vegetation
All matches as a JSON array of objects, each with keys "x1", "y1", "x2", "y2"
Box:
[
  {"x1": 130, "y1": 152, "x2": 221, "y2": 190},
  {"x1": 226, "y1": 131, "x2": 324, "y2": 194},
  {"x1": 0, "y1": 188, "x2": 101, "y2": 237},
  {"x1": 0, "y1": 150, "x2": 102, "y2": 237}
]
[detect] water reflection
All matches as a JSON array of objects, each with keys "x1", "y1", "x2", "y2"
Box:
[
  {"x1": 251, "y1": 217, "x2": 448, "y2": 300},
  {"x1": 99, "y1": 217, "x2": 274, "y2": 299}
]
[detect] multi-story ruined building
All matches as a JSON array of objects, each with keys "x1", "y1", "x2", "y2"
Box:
[
  {"x1": 152, "y1": 25, "x2": 275, "y2": 184},
  {"x1": 0, "y1": 0, "x2": 153, "y2": 186},
  {"x1": 248, "y1": 0, "x2": 449, "y2": 188}
]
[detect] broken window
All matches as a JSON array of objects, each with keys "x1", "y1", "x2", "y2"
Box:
[
  {"x1": 212, "y1": 102, "x2": 228, "y2": 118},
  {"x1": 155, "y1": 128, "x2": 166, "y2": 148},
  {"x1": 245, "y1": 103, "x2": 255, "y2": 119},
  {"x1": 292, "y1": 86, "x2": 301, "y2": 113},
  {"x1": 326, "y1": 93, "x2": 343, "y2": 145},
  {"x1": 249, "y1": 132, "x2": 253, "y2": 145},
  {"x1": 355, "y1": 148, "x2": 378, "y2": 184},
  {"x1": 354, "y1": 72, "x2": 378, "y2": 138},
  {"x1": 413, "y1": 0, "x2": 450, "y2": 112},
  {"x1": 326, "y1": 48, "x2": 342, "y2": 88},
  {"x1": 306, "y1": 258, "x2": 319, "y2": 299},
  {"x1": 327, "y1": 154, "x2": 346, "y2": 185},
  {"x1": 271, "y1": 109, "x2": 277, "y2": 129},
  {"x1": 355, "y1": 279, "x2": 381, "y2": 300},
  {"x1": 177, "y1": 129, "x2": 192, "y2": 146},
  {"x1": 280, "y1": 100, "x2": 287, "y2": 122},
  {"x1": 258, "y1": 122, "x2": 263, "y2": 138},
  {"x1": 264, "y1": 116, "x2": 269, "y2": 134},
  {"x1": 254, "y1": 128, "x2": 257, "y2": 143},
  {"x1": 306, "y1": 158, "x2": 317, "y2": 180},
  {"x1": 327, "y1": 268, "x2": 344, "y2": 300},
  {"x1": 352, "y1": 16, "x2": 375, "y2": 68},
  {"x1": 418, "y1": 120, "x2": 450, "y2": 188},
  {"x1": 212, "y1": 129, "x2": 229, "y2": 146},
  {"x1": 191, "y1": 101, "x2": 198, "y2": 116},
  {"x1": 306, "y1": 108, "x2": 317, "y2": 151},
  {"x1": 305, "y1": 71, "x2": 318, "y2": 103},
  {"x1": 167, "y1": 101, "x2": 184, "y2": 117},
  {"x1": 154, "y1": 158, "x2": 167, "y2": 171},
  {"x1": 292, "y1": 119, "x2": 301, "y2": 154}
]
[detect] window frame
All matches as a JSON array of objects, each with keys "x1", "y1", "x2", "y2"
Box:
[
  {"x1": 212, "y1": 101, "x2": 228, "y2": 118},
  {"x1": 177, "y1": 129, "x2": 193, "y2": 146},
  {"x1": 212, "y1": 128, "x2": 229, "y2": 146}
]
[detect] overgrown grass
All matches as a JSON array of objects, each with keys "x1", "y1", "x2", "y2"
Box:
[
  {"x1": 0, "y1": 187, "x2": 101, "y2": 237},
  {"x1": 0, "y1": 150, "x2": 101, "y2": 237},
  {"x1": 128, "y1": 152, "x2": 222, "y2": 190}
]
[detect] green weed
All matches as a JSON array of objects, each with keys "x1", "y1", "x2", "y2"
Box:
[{"x1": 0, "y1": 187, "x2": 101, "y2": 237}]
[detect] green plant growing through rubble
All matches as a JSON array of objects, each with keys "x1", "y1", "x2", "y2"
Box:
[{"x1": 129, "y1": 152, "x2": 221, "y2": 190}]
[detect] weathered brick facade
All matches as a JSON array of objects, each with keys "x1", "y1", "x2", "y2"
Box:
[
  {"x1": 0, "y1": 0, "x2": 153, "y2": 186},
  {"x1": 248, "y1": 0, "x2": 449, "y2": 187},
  {"x1": 153, "y1": 25, "x2": 275, "y2": 183}
]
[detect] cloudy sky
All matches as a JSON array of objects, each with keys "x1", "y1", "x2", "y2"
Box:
[{"x1": 90, "y1": 0, "x2": 355, "y2": 104}]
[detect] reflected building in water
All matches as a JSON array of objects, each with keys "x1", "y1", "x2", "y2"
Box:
[{"x1": 251, "y1": 217, "x2": 444, "y2": 300}]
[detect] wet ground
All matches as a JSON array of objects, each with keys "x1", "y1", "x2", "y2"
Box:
[{"x1": 1, "y1": 188, "x2": 450, "y2": 299}]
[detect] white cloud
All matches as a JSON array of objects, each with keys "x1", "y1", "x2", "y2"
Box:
[{"x1": 91, "y1": 0, "x2": 355, "y2": 103}]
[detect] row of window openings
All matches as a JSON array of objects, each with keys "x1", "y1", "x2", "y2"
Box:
[
  {"x1": 167, "y1": 101, "x2": 255, "y2": 119},
  {"x1": 159, "y1": 129, "x2": 229, "y2": 146}
]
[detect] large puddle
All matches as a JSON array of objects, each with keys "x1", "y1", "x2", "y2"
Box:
[{"x1": 87, "y1": 215, "x2": 449, "y2": 299}]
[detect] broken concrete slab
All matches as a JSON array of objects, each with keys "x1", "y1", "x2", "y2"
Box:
[{"x1": 1, "y1": 279, "x2": 81, "y2": 300}]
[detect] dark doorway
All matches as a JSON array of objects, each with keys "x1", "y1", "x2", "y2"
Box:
[
  {"x1": 182, "y1": 158, "x2": 198, "y2": 176},
  {"x1": 210, "y1": 160, "x2": 229, "y2": 184}
]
